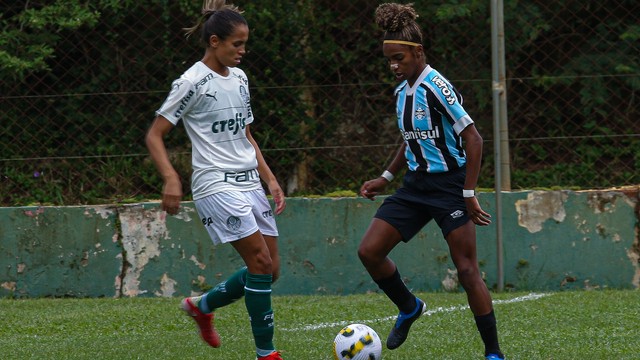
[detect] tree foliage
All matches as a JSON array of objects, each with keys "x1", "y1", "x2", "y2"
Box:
[{"x1": 1, "y1": 0, "x2": 638, "y2": 205}]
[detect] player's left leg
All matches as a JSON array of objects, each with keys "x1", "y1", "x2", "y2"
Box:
[
  {"x1": 241, "y1": 189, "x2": 282, "y2": 359},
  {"x1": 263, "y1": 234, "x2": 280, "y2": 283},
  {"x1": 232, "y1": 230, "x2": 279, "y2": 359},
  {"x1": 446, "y1": 220, "x2": 505, "y2": 360}
]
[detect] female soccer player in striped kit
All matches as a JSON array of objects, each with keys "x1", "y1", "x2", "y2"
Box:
[
  {"x1": 358, "y1": 3, "x2": 505, "y2": 360},
  {"x1": 145, "y1": 1, "x2": 284, "y2": 359}
]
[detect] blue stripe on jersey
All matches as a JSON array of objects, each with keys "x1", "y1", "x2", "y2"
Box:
[
  {"x1": 394, "y1": 68, "x2": 471, "y2": 173},
  {"x1": 396, "y1": 87, "x2": 418, "y2": 167}
]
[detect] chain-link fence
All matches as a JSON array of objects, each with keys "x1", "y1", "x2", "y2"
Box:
[{"x1": 1, "y1": 0, "x2": 638, "y2": 206}]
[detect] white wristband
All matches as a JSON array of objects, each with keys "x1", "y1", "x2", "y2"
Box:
[
  {"x1": 462, "y1": 189, "x2": 475, "y2": 198},
  {"x1": 381, "y1": 170, "x2": 394, "y2": 182}
]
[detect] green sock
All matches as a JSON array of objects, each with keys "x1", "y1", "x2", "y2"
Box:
[
  {"x1": 245, "y1": 272, "x2": 275, "y2": 355},
  {"x1": 198, "y1": 267, "x2": 247, "y2": 313}
]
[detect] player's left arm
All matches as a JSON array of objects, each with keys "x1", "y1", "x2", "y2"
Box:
[
  {"x1": 246, "y1": 125, "x2": 286, "y2": 215},
  {"x1": 460, "y1": 124, "x2": 491, "y2": 226}
]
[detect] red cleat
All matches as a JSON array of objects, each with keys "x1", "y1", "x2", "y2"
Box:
[
  {"x1": 257, "y1": 351, "x2": 283, "y2": 360},
  {"x1": 181, "y1": 297, "x2": 221, "y2": 348}
]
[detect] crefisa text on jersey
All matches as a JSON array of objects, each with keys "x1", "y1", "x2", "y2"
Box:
[
  {"x1": 212, "y1": 112, "x2": 247, "y2": 135},
  {"x1": 174, "y1": 89, "x2": 195, "y2": 118}
]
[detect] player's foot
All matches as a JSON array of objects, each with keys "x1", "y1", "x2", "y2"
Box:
[
  {"x1": 485, "y1": 353, "x2": 505, "y2": 360},
  {"x1": 386, "y1": 297, "x2": 426, "y2": 350},
  {"x1": 256, "y1": 350, "x2": 283, "y2": 359},
  {"x1": 181, "y1": 297, "x2": 221, "y2": 348}
]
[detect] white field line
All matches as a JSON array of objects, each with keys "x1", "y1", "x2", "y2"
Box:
[{"x1": 281, "y1": 292, "x2": 551, "y2": 332}]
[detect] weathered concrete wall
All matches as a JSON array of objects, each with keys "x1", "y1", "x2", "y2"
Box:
[{"x1": 1, "y1": 189, "x2": 638, "y2": 298}]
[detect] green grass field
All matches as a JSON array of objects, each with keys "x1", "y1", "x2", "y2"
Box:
[{"x1": 1, "y1": 290, "x2": 638, "y2": 359}]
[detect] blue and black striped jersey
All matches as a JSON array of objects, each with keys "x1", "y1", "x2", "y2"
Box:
[{"x1": 394, "y1": 65, "x2": 474, "y2": 173}]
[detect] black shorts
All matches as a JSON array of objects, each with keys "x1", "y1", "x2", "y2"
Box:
[{"x1": 374, "y1": 167, "x2": 470, "y2": 241}]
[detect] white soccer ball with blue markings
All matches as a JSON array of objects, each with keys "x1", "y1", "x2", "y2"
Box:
[{"x1": 333, "y1": 323, "x2": 382, "y2": 360}]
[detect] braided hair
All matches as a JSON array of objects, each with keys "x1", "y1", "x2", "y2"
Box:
[{"x1": 375, "y1": 3, "x2": 423, "y2": 45}]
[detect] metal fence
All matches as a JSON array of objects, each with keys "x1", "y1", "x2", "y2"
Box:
[{"x1": 1, "y1": 0, "x2": 638, "y2": 206}]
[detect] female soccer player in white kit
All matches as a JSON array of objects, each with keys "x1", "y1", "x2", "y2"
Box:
[{"x1": 145, "y1": 1, "x2": 284, "y2": 359}]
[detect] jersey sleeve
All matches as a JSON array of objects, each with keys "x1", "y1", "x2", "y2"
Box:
[
  {"x1": 428, "y1": 76, "x2": 474, "y2": 135},
  {"x1": 233, "y1": 68, "x2": 254, "y2": 126},
  {"x1": 244, "y1": 84, "x2": 254, "y2": 126},
  {"x1": 155, "y1": 78, "x2": 197, "y2": 125}
]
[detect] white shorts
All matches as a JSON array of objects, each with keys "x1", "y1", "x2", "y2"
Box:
[{"x1": 194, "y1": 189, "x2": 279, "y2": 245}]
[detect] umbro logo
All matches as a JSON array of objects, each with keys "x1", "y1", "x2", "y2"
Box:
[{"x1": 450, "y1": 210, "x2": 464, "y2": 219}]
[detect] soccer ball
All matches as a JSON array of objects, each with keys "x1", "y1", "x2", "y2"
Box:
[{"x1": 333, "y1": 323, "x2": 382, "y2": 360}]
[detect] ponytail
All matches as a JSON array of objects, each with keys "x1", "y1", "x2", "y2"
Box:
[{"x1": 184, "y1": 0, "x2": 246, "y2": 45}]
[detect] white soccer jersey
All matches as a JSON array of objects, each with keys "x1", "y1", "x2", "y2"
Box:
[{"x1": 156, "y1": 61, "x2": 261, "y2": 199}]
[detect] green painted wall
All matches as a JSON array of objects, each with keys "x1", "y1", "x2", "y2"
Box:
[{"x1": 1, "y1": 190, "x2": 638, "y2": 298}]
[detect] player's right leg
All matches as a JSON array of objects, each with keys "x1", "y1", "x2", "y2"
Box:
[
  {"x1": 183, "y1": 191, "x2": 261, "y2": 348},
  {"x1": 181, "y1": 266, "x2": 248, "y2": 347},
  {"x1": 358, "y1": 218, "x2": 424, "y2": 349},
  {"x1": 181, "y1": 296, "x2": 221, "y2": 347}
]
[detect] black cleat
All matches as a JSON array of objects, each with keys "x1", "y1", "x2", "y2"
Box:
[{"x1": 386, "y1": 298, "x2": 426, "y2": 350}]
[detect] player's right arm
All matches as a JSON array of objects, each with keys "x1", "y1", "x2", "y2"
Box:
[
  {"x1": 145, "y1": 116, "x2": 182, "y2": 215},
  {"x1": 360, "y1": 142, "x2": 406, "y2": 200}
]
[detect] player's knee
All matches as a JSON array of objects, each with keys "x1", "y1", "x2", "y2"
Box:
[
  {"x1": 357, "y1": 243, "x2": 372, "y2": 265},
  {"x1": 456, "y1": 265, "x2": 481, "y2": 287},
  {"x1": 249, "y1": 251, "x2": 273, "y2": 275}
]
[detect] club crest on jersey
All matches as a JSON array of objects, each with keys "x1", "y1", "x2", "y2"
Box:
[{"x1": 415, "y1": 107, "x2": 426, "y2": 120}]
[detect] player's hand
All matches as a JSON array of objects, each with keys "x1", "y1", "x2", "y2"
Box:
[
  {"x1": 161, "y1": 178, "x2": 183, "y2": 215},
  {"x1": 359, "y1": 178, "x2": 388, "y2": 201},
  {"x1": 268, "y1": 180, "x2": 286, "y2": 215},
  {"x1": 465, "y1": 196, "x2": 491, "y2": 226}
]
